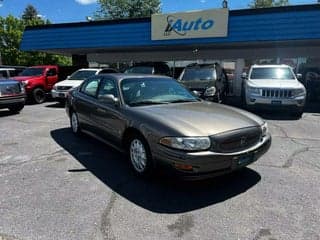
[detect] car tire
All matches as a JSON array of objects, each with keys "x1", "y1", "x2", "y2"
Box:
[
  {"x1": 291, "y1": 110, "x2": 303, "y2": 119},
  {"x1": 32, "y1": 88, "x2": 46, "y2": 104},
  {"x1": 8, "y1": 104, "x2": 24, "y2": 113},
  {"x1": 128, "y1": 134, "x2": 153, "y2": 177},
  {"x1": 70, "y1": 111, "x2": 81, "y2": 135}
]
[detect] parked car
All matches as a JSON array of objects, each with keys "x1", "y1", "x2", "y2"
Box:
[
  {"x1": 298, "y1": 66, "x2": 320, "y2": 102},
  {"x1": 0, "y1": 66, "x2": 26, "y2": 78},
  {"x1": 177, "y1": 63, "x2": 228, "y2": 102},
  {"x1": 242, "y1": 64, "x2": 306, "y2": 117},
  {"x1": 13, "y1": 65, "x2": 59, "y2": 103},
  {"x1": 51, "y1": 68, "x2": 118, "y2": 104},
  {"x1": 124, "y1": 62, "x2": 171, "y2": 76},
  {"x1": 66, "y1": 74, "x2": 271, "y2": 179},
  {"x1": 0, "y1": 79, "x2": 26, "y2": 113}
]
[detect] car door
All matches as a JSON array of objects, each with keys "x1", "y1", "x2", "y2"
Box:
[
  {"x1": 45, "y1": 67, "x2": 58, "y2": 90},
  {"x1": 74, "y1": 76, "x2": 102, "y2": 133},
  {"x1": 91, "y1": 77, "x2": 125, "y2": 145}
]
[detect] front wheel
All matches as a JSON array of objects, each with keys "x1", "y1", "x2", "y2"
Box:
[
  {"x1": 32, "y1": 88, "x2": 46, "y2": 104},
  {"x1": 128, "y1": 135, "x2": 153, "y2": 177},
  {"x1": 70, "y1": 111, "x2": 81, "y2": 135}
]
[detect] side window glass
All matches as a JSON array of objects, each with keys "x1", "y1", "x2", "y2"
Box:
[
  {"x1": 0, "y1": 70, "x2": 7, "y2": 78},
  {"x1": 97, "y1": 78, "x2": 118, "y2": 98},
  {"x1": 80, "y1": 78, "x2": 100, "y2": 97},
  {"x1": 47, "y1": 68, "x2": 57, "y2": 76}
]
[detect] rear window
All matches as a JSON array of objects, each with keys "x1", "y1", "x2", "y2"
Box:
[
  {"x1": 125, "y1": 66, "x2": 154, "y2": 74},
  {"x1": 250, "y1": 67, "x2": 295, "y2": 80},
  {"x1": 69, "y1": 70, "x2": 98, "y2": 80}
]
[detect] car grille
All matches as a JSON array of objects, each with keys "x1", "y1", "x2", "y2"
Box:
[
  {"x1": 210, "y1": 127, "x2": 262, "y2": 153},
  {"x1": 0, "y1": 83, "x2": 22, "y2": 96},
  {"x1": 57, "y1": 86, "x2": 72, "y2": 91},
  {"x1": 261, "y1": 89, "x2": 292, "y2": 98}
]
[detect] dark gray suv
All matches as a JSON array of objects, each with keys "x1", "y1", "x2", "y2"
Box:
[{"x1": 178, "y1": 63, "x2": 228, "y2": 103}]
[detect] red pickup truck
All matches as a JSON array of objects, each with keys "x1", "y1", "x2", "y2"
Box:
[{"x1": 13, "y1": 65, "x2": 59, "y2": 103}]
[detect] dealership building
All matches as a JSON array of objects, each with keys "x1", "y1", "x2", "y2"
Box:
[{"x1": 20, "y1": 4, "x2": 320, "y2": 96}]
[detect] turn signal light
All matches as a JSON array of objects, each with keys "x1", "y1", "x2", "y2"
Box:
[{"x1": 174, "y1": 163, "x2": 193, "y2": 171}]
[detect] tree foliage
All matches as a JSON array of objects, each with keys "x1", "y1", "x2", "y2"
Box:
[
  {"x1": 249, "y1": 0, "x2": 289, "y2": 8},
  {"x1": 0, "y1": 5, "x2": 71, "y2": 66},
  {"x1": 94, "y1": 0, "x2": 161, "y2": 20}
]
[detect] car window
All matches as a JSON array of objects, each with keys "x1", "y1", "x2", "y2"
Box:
[
  {"x1": 180, "y1": 67, "x2": 217, "y2": 81},
  {"x1": 125, "y1": 66, "x2": 154, "y2": 74},
  {"x1": 80, "y1": 77, "x2": 101, "y2": 97},
  {"x1": 97, "y1": 78, "x2": 118, "y2": 98},
  {"x1": 121, "y1": 77, "x2": 198, "y2": 106},
  {"x1": 69, "y1": 70, "x2": 98, "y2": 80},
  {"x1": 47, "y1": 68, "x2": 57, "y2": 76},
  {"x1": 20, "y1": 68, "x2": 44, "y2": 76},
  {"x1": 250, "y1": 67, "x2": 295, "y2": 80},
  {"x1": 0, "y1": 70, "x2": 8, "y2": 78},
  {"x1": 99, "y1": 69, "x2": 118, "y2": 74}
]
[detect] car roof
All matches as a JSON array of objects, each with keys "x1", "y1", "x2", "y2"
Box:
[
  {"x1": 185, "y1": 63, "x2": 219, "y2": 68},
  {"x1": 0, "y1": 68, "x2": 15, "y2": 70}
]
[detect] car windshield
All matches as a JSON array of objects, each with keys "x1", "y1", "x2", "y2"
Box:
[
  {"x1": 69, "y1": 70, "x2": 98, "y2": 80},
  {"x1": 250, "y1": 67, "x2": 295, "y2": 80},
  {"x1": 19, "y1": 68, "x2": 44, "y2": 76},
  {"x1": 121, "y1": 77, "x2": 199, "y2": 106},
  {"x1": 125, "y1": 66, "x2": 154, "y2": 74},
  {"x1": 180, "y1": 67, "x2": 216, "y2": 81}
]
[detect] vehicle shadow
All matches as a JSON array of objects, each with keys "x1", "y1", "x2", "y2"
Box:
[
  {"x1": 51, "y1": 127, "x2": 261, "y2": 214},
  {"x1": 0, "y1": 109, "x2": 18, "y2": 117}
]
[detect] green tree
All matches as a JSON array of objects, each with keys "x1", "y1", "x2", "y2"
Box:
[
  {"x1": 0, "y1": 6, "x2": 71, "y2": 66},
  {"x1": 22, "y1": 4, "x2": 39, "y2": 21},
  {"x1": 94, "y1": 0, "x2": 161, "y2": 20},
  {"x1": 249, "y1": 0, "x2": 289, "y2": 8}
]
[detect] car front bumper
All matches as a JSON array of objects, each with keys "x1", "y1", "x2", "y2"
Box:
[
  {"x1": 245, "y1": 94, "x2": 305, "y2": 108},
  {"x1": 0, "y1": 95, "x2": 26, "y2": 109},
  {"x1": 152, "y1": 133, "x2": 271, "y2": 180},
  {"x1": 51, "y1": 89, "x2": 69, "y2": 99}
]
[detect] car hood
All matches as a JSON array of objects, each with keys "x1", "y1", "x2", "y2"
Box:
[
  {"x1": 13, "y1": 76, "x2": 42, "y2": 81},
  {"x1": 55, "y1": 80, "x2": 84, "y2": 87},
  {"x1": 134, "y1": 101, "x2": 264, "y2": 136},
  {"x1": 248, "y1": 79, "x2": 304, "y2": 89}
]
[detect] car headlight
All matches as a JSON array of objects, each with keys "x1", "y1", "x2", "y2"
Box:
[
  {"x1": 261, "y1": 122, "x2": 268, "y2": 137},
  {"x1": 204, "y1": 87, "x2": 216, "y2": 97},
  {"x1": 292, "y1": 88, "x2": 306, "y2": 97},
  {"x1": 160, "y1": 136, "x2": 211, "y2": 151},
  {"x1": 22, "y1": 80, "x2": 29, "y2": 86},
  {"x1": 248, "y1": 87, "x2": 260, "y2": 94}
]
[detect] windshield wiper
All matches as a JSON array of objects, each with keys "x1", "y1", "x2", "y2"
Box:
[
  {"x1": 129, "y1": 100, "x2": 169, "y2": 106},
  {"x1": 169, "y1": 99, "x2": 199, "y2": 103}
]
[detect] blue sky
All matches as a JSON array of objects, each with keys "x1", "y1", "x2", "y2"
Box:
[{"x1": 0, "y1": 0, "x2": 316, "y2": 23}]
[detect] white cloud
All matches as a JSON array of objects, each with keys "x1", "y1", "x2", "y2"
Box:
[{"x1": 75, "y1": 0, "x2": 97, "y2": 5}]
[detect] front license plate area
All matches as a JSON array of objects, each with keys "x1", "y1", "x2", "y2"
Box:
[
  {"x1": 237, "y1": 154, "x2": 254, "y2": 166},
  {"x1": 271, "y1": 100, "x2": 282, "y2": 105}
]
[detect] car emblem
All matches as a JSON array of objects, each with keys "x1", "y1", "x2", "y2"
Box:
[{"x1": 240, "y1": 136, "x2": 247, "y2": 146}]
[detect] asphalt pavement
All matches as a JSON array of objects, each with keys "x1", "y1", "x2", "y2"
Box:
[{"x1": 0, "y1": 100, "x2": 319, "y2": 240}]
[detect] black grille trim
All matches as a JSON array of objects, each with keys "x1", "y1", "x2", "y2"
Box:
[{"x1": 210, "y1": 126, "x2": 262, "y2": 153}]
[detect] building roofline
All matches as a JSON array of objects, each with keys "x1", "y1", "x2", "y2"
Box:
[{"x1": 25, "y1": 4, "x2": 320, "y2": 31}]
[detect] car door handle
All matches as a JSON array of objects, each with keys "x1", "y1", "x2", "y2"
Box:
[{"x1": 96, "y1": 108, "x2": 107, "y2": 113}]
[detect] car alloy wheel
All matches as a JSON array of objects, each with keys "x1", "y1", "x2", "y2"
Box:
[
  {"x1": 71, "y1": 112, "x2": 80, "y2": 134},
  {"x1": 129, "y1": 138, "x2": 149, "y2": 174},
  {"x1": 32, "y1": 88, "x2": 46, "y2": 104}
]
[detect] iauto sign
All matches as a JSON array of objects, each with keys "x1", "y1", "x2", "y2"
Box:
[{"x1": 151, "y1": 9, "x2": 229, "y2": 40}]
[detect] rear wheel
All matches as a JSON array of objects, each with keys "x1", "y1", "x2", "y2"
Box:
[
  {"x1": 32, "y1": 88, "x2": 46, "y2": 104},
  {"x1": 128, "y1": 135, "x2": 153, "y2": 177}
]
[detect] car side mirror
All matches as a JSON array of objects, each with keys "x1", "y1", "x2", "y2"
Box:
[
  {"x1": 296, "y1": 73, "x2": 302, "y2": 80},
  {"x1": 98, "y1": 94, "x2": 119, "y2": 106},
  {"x1": 241, "y1": 72, "x2": 248, "y2": 79}
]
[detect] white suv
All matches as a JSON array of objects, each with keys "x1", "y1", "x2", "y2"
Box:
[
  {"x1": 242, "y1": 64, "x2": 306, "y2": 117},
  {"x1": 51, "y1": 68, "x2": 118, "y2": 104}
]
